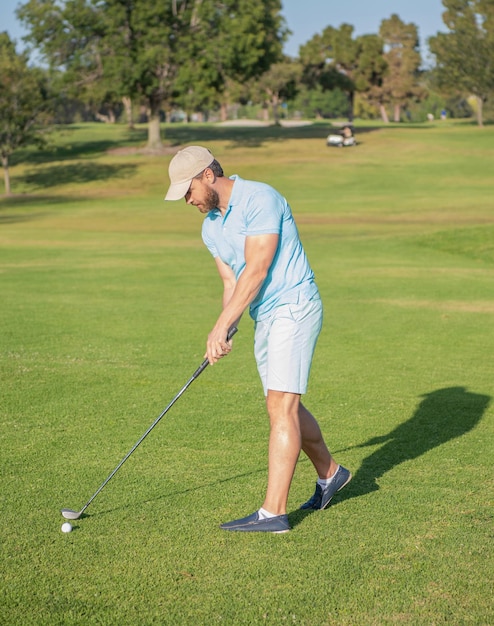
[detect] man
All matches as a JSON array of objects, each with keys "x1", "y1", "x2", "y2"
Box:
[{"x1": 165, "y1": 146, "x2": 351, "y2": 533}]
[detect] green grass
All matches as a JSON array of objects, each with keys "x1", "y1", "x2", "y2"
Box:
[{"x1": 1, "y1": 121, "x2": 493, "y2": 625}]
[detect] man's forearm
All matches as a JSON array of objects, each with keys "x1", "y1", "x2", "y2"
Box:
[{"x1": 217, "y1": 268, "x2": 266, "y2": 332}]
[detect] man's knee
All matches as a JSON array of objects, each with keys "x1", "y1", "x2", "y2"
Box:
[{"x1": 266, "y1": 390, "x2": 301, "y2": 422}]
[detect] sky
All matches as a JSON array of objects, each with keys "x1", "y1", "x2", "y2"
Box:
[
  {"x1": 281, "y1": 0, "x2": 447, "y2": 59},
  {"x1": 2, "y1": 0, "x2": 447, "y2": 64}
]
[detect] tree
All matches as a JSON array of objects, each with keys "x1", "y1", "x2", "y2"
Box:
[
  {"x1": 352, "y1": 34, "x2": 390, "y2": 122},
  {"x1": 18, "y1": 0, "x2": 288, "y2": 143},
  {"x1": 299, "y1": 24, "x2": 360, "y2": 120},
  {"x1": 16, "y1": 0, "x2": 118, "y2": 119},
  {"x1": 175, "y1": 0, "x2": 288, "y2": 122},
  {"x1": 429, "y1": 0, "x2": 494, "y2": 126},
  {"x1": 379, "y1": 14, "x2": 424, "y2": 122},
  {"x1": 254, "y1": 59, "x2": 302, "y2": 124},
  {"x1": 18, "y1": 0, "x2": 185, "y2": 149},
  {"x1": 0, "y1": 32, "x2": 51, "y2": 195}
]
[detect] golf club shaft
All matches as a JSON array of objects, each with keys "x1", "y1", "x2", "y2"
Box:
[{"x1": 70, "y1": 326, "x2": 238, "y2": 517}]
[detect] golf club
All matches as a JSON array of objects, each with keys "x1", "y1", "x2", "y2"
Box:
[{"x1": 61, "y1": 326, "x2": 238, "y2": 520}]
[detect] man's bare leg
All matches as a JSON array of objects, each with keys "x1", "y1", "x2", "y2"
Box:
[
  {"x1": 299, "y1": 402, "x2": 352, "y2": 510},
  {"x1": 262, "y1": 390, "x2": 302, "y2": 515},
  {"x1": 299, "y1": 402, "x2": 338, "y2": 479},
  {"x1": 262, "y1": 393, "x2": 342, "y2": 514}
]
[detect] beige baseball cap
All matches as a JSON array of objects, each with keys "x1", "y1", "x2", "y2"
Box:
[{"x1": 164, "y1": 146, "x2": 215, "y2": 201}]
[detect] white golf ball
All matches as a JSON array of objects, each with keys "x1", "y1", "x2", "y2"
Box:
[{"x1": 61, "y1": 522, "x2": 73, "y2": 533}]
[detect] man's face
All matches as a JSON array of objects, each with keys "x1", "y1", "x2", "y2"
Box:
[{"x1": 185, "y1": 172, "x2": 219, "y2": 214}]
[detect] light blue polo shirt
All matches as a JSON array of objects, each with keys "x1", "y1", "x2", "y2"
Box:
[{"x1": 202, "y1": 175, "x2": 319, "y2": 321}]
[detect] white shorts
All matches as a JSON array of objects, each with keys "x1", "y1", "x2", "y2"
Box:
[{"x1": 254, "y1": 296, "x2": 323, "y2": 396}]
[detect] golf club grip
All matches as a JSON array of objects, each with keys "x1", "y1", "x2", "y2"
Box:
[{"x1": 192, "y1": 325, "x2": 238, "y2": 379}]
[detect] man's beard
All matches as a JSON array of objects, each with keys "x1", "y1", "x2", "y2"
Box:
[{"x1": 198, "y1": 187, "x2": 220, "y2": 214}]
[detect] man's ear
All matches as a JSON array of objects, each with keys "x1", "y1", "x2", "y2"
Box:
[{"x1": 202, "y1": 167, "x2": 216, "y2": 183}]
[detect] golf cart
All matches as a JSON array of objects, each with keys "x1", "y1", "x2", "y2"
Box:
[{"x1": 327, "y1": 125, "x2": 356, "y2": 148}]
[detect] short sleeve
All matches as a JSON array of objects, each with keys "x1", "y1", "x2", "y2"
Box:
[{"x1": 244, "y1": 189, "x2": 284, "y2": 236}]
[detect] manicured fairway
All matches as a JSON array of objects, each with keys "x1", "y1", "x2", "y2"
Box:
[{"x1": 1, "y1": 121, "x2": 493, "y2": 625}]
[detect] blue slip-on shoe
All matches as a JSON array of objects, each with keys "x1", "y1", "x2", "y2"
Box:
[
  {"x1": 220, "y1": 511, "x2": 290, "y2": 533},
  {"x1": 300, "y1": 465, "x2": 352, "y2": 510}
]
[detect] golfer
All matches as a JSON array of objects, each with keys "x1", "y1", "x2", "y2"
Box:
[{"x1": 165, "y1": 146, "x2": 351, "y2": 533}]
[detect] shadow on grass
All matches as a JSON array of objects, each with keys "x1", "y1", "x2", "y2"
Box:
[
  {"x1": 335, "y1": 386, "x2": 490, "y2": 505},
  {"x1": 87, "y1": 457, "x2": 313, "y2": 526},
  {"x1": 163, "y1": 123, "x2": 390, "y2": 149},
  {"x1": 8, "y1": 121, "x2": 440, "y2": 170},
  {"x1": 0, "y1": 194, "x2": 93, "y2": 222},
  {"x1": 81, "y1": 386, "x2": 489, "y2": 528},
  {"x1": 0, "y1": 211, "x2": 52, "y2": 224},
  {"x1": 166, "y1": 123, "x2": 331, "y2": 147},
  {"x1": 9, "y1": 124, "x2": 151, "y2": 165},
  {"x1": 20, "y1": 162, "x2": 137, "y2": 189}
]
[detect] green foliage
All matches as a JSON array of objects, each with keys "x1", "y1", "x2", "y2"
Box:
[
  {"x1": 18, "y1": 0, "x2": 185, "y2": 136},
  {"x1": 406, "y1": 89, "x2": 474, "y2": 122},
  {"x1": 429, "y1": 0, "x2": 494, "y2": 125},
  {"x1": 1, "y1": 121, "x2": 493, "y2": 625},
  {"x1": 174, "y1": 0, "x2": 287, "y2": 117},
  {"x1": 299, "y1": 24, "x2": 357, "y2": 95},
  {"x1": 0, "y1": 32, "x2": 52, "y2": 194},
  {"x1": 353, "y1": 34, "x2": 388, "y2": 93},
  {"x1": 298, "y1": 18, "x2": 427, "y2": 123},
  {"x1": 252, "y1": 58, "x2": 302, "y2": 123},
  {"x1": 379, "y1": 14, "x2": 424, "y2": 121},
  {"x1": 353, "y1": 93, "x2": 380, "y2": 119},
  {"x1": 352, "y1": 34, "x2": 389, "y2": 119},
  {"x1": 292, "y1": 85, "x2": 349, "y2": 119},
  {"x1": 14, "y1": 2, "x2": 494, "y2": 130},
  {"x1": 18, "y1": 0, "x2": 288, "y2": 135}
]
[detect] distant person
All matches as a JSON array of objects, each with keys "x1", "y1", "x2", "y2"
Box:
[
  {"x1": 164, "y1": 146, "x2": 352, "y2": 533},
  {"x1": 342, "y1": 125, "x2": 353, "y2": 139},
  {"x1": 441, "y1": 109, "x2": 447, "y2": 120}
]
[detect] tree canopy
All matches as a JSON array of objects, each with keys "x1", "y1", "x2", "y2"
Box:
[
  {"x1": 18, "y1": 0, "x2": 288, "y2": 146},
  {"x1": 352, "y1": 34, "x2": 389, "y2": 122},
  {"x1": 379, "y1": 14, "x2": 423, "y2": 122},
  {"x1": 429, "y1": 0, "x2": 494, "y2": 125},
  {"x1": 0, "y1": 32, "x2": 51, "y2": 194},
  {"x1": 254, "y1": 58, "x2": 302, "y2": 124}
]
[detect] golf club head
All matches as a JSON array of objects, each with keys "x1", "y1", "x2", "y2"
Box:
[{"x1": 61, "y1": 508, "x2": 82, "y2": 520}]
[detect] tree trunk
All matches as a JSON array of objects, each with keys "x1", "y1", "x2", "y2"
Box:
[
  {"x1": 220, "y1": 102, "x2": 228, "y2": 122},
  {"x1": 393, "y1": 103, "x2": 401, "y2": 122},
  {"x1": 146, "y1": 101, "x2": 162, "y2": 150},
  {"x1": 347, "y1": 91, "x2": 354, "y2": 122},
  {"x1": 95, "y1": 111, "x2": 115, "y2": 123},
  {"x1": 2, "y1": 155, "x2": 11, "y2": 195},
  {"x1": 271, "y1": 95, "x2": 280, "y2": 125},
  {"x1": 379, "y1": 104, "x2": 389, "y2": 123},
  {"x1": 122, "y1": 96, "x2": 133, "y2": 129},
  {"x1": 476, "y1": 95, "x2": 484, "y2": 127}
]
